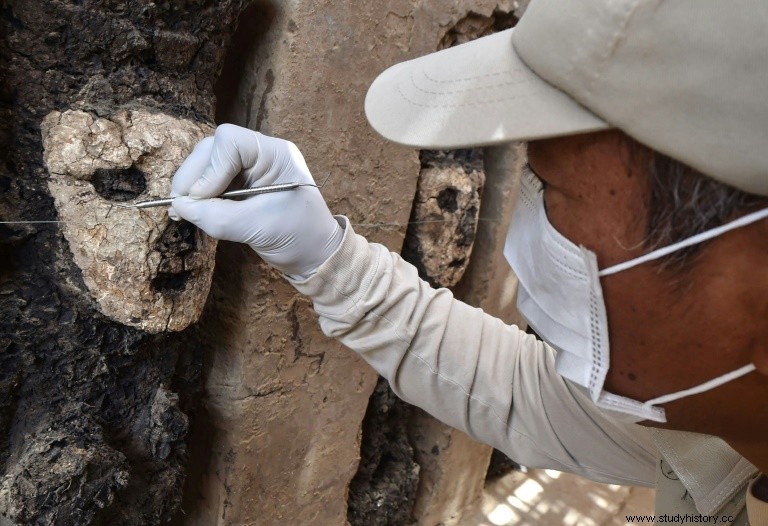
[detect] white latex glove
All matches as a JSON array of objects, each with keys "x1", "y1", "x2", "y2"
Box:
[{"x1": 169, "y1": 124, "x2": 343, "y2": 279}]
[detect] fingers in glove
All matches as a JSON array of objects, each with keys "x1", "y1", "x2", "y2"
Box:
[
  {"x1": 168, "y1": 137, "x2": 215, "y2": 221},
  {"x1": 172, "y1": 136, "x2": 215, "y2": 196},
  {"x1": 188, "y1": 124, "x2": 260, "y2": 199},
  {"x1": 171, "y1": 195, "x2": 251, "y2": 243}
]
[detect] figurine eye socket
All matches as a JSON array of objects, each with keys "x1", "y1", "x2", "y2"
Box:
[
  {"x1": 92, "y1": 166, "x2": 147, "y2": 202},
  {"x1": 152, "y1": 221, "x2": 198, "y2": 294}
]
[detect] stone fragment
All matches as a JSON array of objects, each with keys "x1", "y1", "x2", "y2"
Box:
[
  {"x1": 153, "y1": 30, "x2": 200, "y2": 69},
  {"x1": 402, "y1": 149, "x2": 485, "y2": 289},
  {"x1": 0, "y1": 413, "x2": 129, "y2": 525},
  {"x1": 147, "y1": 385, "x2": 189, "y2": 461},
  {"x1": 41, "y1": 109, "x2": 217, "y2": 333},
  {"x1": 407, "y1": 409, "x2": 493, "y2": 525},
  {"x1": 347, "y1": 377, "x2": 420, "y2": 525},
  {"x1": 111, "y1": 19, "x2": 150, "y2": 62}
]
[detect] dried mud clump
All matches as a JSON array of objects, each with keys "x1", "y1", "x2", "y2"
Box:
[
  {"x1": 42, "y1": 109, "x2": 217, "y2": 333},
  {"x1": 347, "y1": 377, "x2": 420, "y2": 526},
  {"x1": 402, "y1": 149, "x2": 485, "y2": 288}
]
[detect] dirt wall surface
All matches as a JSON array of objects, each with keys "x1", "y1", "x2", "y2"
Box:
[
  {"x1": 1, "y1": 1, "x2": 531, "y2": 524},
  {"x1": 179, "y1": 1, "x2": 524, "y2": 525},
  {"x1": 0, "y1": 1, "x2": 247, "y2": 524}
]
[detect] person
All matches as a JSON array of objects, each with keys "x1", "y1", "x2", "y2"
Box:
[{"x1": 169, "y1": 0, "x2": 768, "y2": 522}]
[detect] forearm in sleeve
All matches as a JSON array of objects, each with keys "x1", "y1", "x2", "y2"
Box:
[{"x1": 289, "y1": 217, "x2": 658, "y2": 486}]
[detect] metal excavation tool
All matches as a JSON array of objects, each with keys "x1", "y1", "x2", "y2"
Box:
[{"x1": 118, "y1": 182, "x2": 318, "y2": 209}]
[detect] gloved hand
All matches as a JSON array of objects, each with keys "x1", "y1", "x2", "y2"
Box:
[{"x1": 169, "y1": 124, "x2": 343, "y2": 279}]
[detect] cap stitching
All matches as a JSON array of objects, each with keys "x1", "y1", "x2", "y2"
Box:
[
  {"x1": 396, "y1": 81, "x2": 540, "y2": 109},
  {"x1": 412, "y1": 69, "x2": 530, "y2": 96},
  {"x1": 421, "y1": 68, "x2": 515, "y2": 84},
  {"x1": 587, "y1": 0, "x2": 645, "y2": 94}
]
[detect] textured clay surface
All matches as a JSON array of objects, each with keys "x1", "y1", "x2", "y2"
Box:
[
  {"x1": 178, "y1": 1, "x2": 521, "y2": 524},
  {"x1": 42, "y1": 109, "x2": 217, "y2": 333},
  {"x1": 402, "y1": 149, "x2": 486, "y2": 288},
  {"x1": 178, "y1": 2, "x2": 525, "y2": 525},
  {"x1": 0, "y1": 1, "x2": 247, "y2": 524},
  {"x1": 347, "y1": 377, "x2": 421, "y2": 526}
]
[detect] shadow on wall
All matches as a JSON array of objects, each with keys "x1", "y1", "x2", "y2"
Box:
[
  {"x1": 215, "y1": 0, "x2": 278, "y2": 127},
  {"x1": 169, "y1": 3, "x2": 278, "y2": 524}
]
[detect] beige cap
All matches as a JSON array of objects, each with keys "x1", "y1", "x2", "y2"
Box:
[{"x1": 365, "y1": 0, "x2": 768, "y2": 196}]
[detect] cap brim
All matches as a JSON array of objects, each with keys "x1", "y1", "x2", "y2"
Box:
[{"x1": 365, "y1": 28, "x2": 609, "y2": 149}]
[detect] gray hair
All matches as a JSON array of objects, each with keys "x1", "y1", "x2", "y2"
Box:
[{"x1": 641, "y1": 147, "x2": 768, "y2": 270}]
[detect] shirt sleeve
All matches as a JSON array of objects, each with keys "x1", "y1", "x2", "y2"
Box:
[
  {"x1": 288, "y1": 217, "x2": 658, "y2": 487},
  {"x1": 747, "y1": 475, "x2": 768, "y2": 525}
]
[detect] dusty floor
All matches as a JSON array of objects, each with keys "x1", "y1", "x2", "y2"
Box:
[{"x1": 463, "y1": 468, "x2": 655, "y2": 526}]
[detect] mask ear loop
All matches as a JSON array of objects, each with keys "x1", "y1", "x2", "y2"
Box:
[
  {"x1": 643, "y1": 364, "x2": 757, "y2": 408},
  {"x1": 594, "y1": 207, "x2": 765, "y2": 411},
  {"x1": 598, "y1": 207, "x2": 768, "y2": 277}
]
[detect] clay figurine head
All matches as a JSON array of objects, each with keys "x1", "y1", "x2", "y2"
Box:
[{"x1": 42, "y1": 109, "x2": 217, "y2": 333}]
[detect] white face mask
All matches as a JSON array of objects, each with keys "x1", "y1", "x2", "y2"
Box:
[{"x1": 504, "y1": 169, "x2": 767, "y2": 423}]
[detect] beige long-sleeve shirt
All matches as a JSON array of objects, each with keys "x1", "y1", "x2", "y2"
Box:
[{"x1": 288, "y1": 218, "x2": 761, "y2": 522}]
